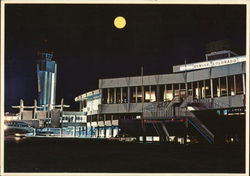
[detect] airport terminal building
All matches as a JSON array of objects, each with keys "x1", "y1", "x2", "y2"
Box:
[{"x1": 75, "y1": 50, "x2": 246, "y2": 144}]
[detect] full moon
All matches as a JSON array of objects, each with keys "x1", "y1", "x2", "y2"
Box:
[{"x1": 114, "y1": 16, "x2": 126, "y2": 29}]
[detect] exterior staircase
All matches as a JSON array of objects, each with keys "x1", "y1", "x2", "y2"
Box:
[
  {"x1": 152, "y1": 122, "x2": 170, "y2": 142},
  {"x1": 144, "y1": 95, "x2": 216, "y2": 144}
]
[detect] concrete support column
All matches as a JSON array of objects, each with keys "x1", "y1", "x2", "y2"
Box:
[
  {"x1": 121, "y1": 87, "x2": 123, "y2": 103},
  {"x1": 164, "y1": 84, "x2": 166, "y2": 101},
  {"x1": 172, "y1": 84, "x2": 174, "y2": 98},
  {"x1": 142, "y1": 85, "x2": 145, "y2": 104},
  {"x1": 156, "y1": 85, "x2": 160, "y2": 102},
  {"x1": 135, "y1": 86, "x2": 138, "y2": 103},
  {"x1": 242, "y1": 73, "x2": 246, "y2": 94},
  {"x1": 234, "y1": 75, "x2": 237, "y2": 95},
  {"x1": 203, "y1": 80, "x2": 206, "y2": 98},
  {"x1": 79, "y1": 101, "x2": 82, "y2": 111},
  {"x1": 191, "y1": 82, "x2": 193, "y2": 98},
  {"x1": 218, "y1": 77, "x2": 221, "y2": 97},
  {"x1": 114, "y1": 88, "x2": 116, "y2": 104},
  {"x1": 185, "y1": 82, "x2": 188, "y2": 98},
  {"x1": 149, "y1": 85, "x2": 151, "y2": 101},
  {"x1": 210, "y1": 79, "x2": 213, "y2": 98},
  {"x1": 178, "y1": 83, "x2": 181, "y2": 97},
  {"x1": 197, "y1": 81, "x2": 199, "y2": 99},
  {"x1": 107, "y1": 88, "x2": 110, "y2": 104},
  {"x1": 127, "y1": 87, "x2": 130, "y2": 103},
  {"x1": 100, "y1": 89, "x2": 103, "y2": 104}
]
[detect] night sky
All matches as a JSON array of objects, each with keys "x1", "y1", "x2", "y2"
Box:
[{"x1": 5, "y1": 4, "x2": 246, "y2": 112}]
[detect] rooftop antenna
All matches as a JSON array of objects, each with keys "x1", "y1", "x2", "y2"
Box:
[{"x1": 141, "y1": 66, "x2": 146, "y2": 143}]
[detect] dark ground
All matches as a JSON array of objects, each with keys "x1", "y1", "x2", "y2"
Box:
[{"x1": 4, "y1": 137, "x2": 245, "y2": 173}]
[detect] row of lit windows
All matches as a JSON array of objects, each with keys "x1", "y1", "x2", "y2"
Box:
[
  {"x1": 62, "y1": 116, "x2": 85, "y2": 122},
  {"x1": 87, "y1": 114, "x2": 138, "y2": 122},
  {"x1": 102, "y1": 74, "x2": 245, "y2": 104}
]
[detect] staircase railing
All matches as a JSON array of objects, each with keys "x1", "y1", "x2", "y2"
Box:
[
  {"x1": 152, "y1": 122, "x2": 169, "y2": 142},
  {"x1": 193, "y1": 98, "x2": 231, "y2": 109},
  {"x1": 188, "y1": 115, "x2": 214, "y2": 144}
]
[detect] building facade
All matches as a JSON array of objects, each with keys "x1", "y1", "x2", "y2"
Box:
[{"x1": 75, "y1": 52, "x2": 246, "y2": 144}]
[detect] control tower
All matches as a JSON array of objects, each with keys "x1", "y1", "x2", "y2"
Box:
[{"x1": 37, "y1": 51, "x2": 57, "y2": 110}]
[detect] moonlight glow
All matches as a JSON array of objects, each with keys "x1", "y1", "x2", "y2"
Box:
[{"x1": 114, "y1": 16, "x2": 126, "y2": 29}]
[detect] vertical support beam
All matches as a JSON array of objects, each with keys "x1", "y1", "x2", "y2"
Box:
[
  {"x1": 156, "y1": 85, "x2": 160, "y2": 102},
  {"x1": 191, "y1": 82, "x2": 194, "y2": 98},
  {"x1": 79, "y1": 101, "x2": 82, "y2": 112},
  {"x1": 218, "y1": 77, "x2": 221, "y2": 97},
  {"x1": 164, "y1": 84, "x2": 166, "y2": 101},
  {"x1": 203, "y1": 80, "x2": 206, "y2": 98},
  {"x1": 197, "y1": 81, "x2": 199, "y2": 99},
  {"x1": 127, "y1": 87, "x2": 130, "y2": 104},
  {"x1": 185, "y1": 82, "x2": 188, "y2": 98},
  {"x1": 172, "y1": 84, "x2": 174, "y2": 98},
  {"x1": 234, "y1": 75, "x2": 237, "y2": 95},
  {"x1": 142, "y1": 86, "x2": 145, "y2": 103},
  {"x1": 121, "y1": 87, "x2": 123, "y2": 103},
  {"x1": 114, "y1": 88, "x2": 116, "y2": 104},
  {"x1": 149, "y1": 85, "x2": 151, "y2": 102},
  {"x1": 242, "y1": 73, "x2": 246, "y2": 94},
  {"x1": 100, "y1": 88, "x2": 103, "y2": 104},
  {"x1": 178, "y1": 83, "x2": 181, "y2": 98},
  {"x1": 135, "y1": 86, "x2": 138, "y2": 103},
  {"x1": 210, "y1": 79, "x2": 213, "y2": 98},
  {"x1": 107, "y1": 88, "x2": 110, "y2": 104}
]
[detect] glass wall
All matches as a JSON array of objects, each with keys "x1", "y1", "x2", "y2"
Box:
[
  {"x1": 173, "y1": 84, "x2": 179, "y2": 97},
  {"x1": 159, "y1": 85, "x2": 165, "y2": 102},
  {"x1": 193, "y1": 82, "x2": 198, "y2": 99},
  {"x1": 102, "y1": 89, "x2": 108, "y2": 104},
  {"x1": 165, "y1": 84, "x2": 173, "y2": 101},
  {"x1": 122, "y1": 87, "x2": 128, "y2": 103},
  {"x1": 212, "y1": 78, "x2": 219, "y2": 97},
  {"x1": 180, "y1": 83, "x2": 186, "y2": 99},
  {"x1": 116, "y1": 88, "x2": 121, "y2": 103},
  {"x1": 109, "y1": 88, "x2": 115, "y2": 103},
  {"x1": 137, "y1": 86, "x2": 142, "y2": 103},
  {"x1": 199, "y1": 81, "x2": 205, "y2": 99},
  {"x1": 144, "y1": 86, "x2": 150, "y2": 102},
  {"x1": 151, "y1": 85, "x2": 157, "y2": 102},
  {"x1": 235, "y1": 74, "x2": 243, "y2": 95},
  {"x1": 220, "y1": 77, "x2": 227, "y2": 96},
  {"x1": 130, "y1": 87, "x2": 136, "y2": 103},
  {"x1": 99, "y1": 74, "x2": 245, "y2": 105},
  {"x1": 228, "y1": 76, "x2": 235, "y2": 96},
  {"x1": 188, "y1": 82, "x2": 192, "y2": 96},
  {"x1": 205, "y1": 80, "x2": 211, "y2": 98}
]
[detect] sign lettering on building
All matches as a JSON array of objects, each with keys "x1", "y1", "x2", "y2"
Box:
[{"x1": 179, "y1": 56, "x2": 246, "y2": 72}]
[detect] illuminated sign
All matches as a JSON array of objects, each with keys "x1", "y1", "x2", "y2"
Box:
[{"x1": 178, "y1": 56, "x2": 246, "y2": 72}]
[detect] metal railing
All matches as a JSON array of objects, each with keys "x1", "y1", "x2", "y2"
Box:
[{"x1": 188, "y1": 115, "x2": 214, "y2": 144}]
